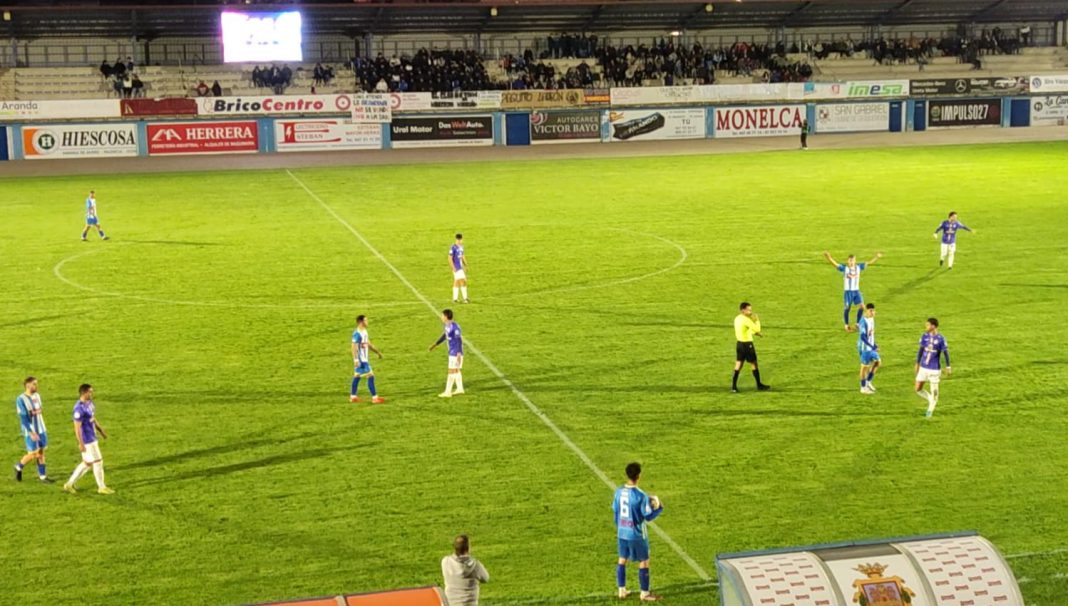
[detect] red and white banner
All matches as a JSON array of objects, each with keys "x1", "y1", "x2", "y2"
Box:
[
  {"x1": 0, "y1": 99, "x2": 120, "y2": 121},
  {"x1": 147, "y1": 121, "x2": 259, "y2": 155},
  {"x1": 713, "y1": 105, "x2": 805, "y2": 138},
  {"x1": 197, "y1": 94, "x2": 353, "y2": 116},
  {"x1": 275, "y1": 119, "x2": 382, "y2": 152},
  {"x1": 815, "y1": 103, "x2": 890, "y2": 133},
  {"x1": 351, "y1": 94, "x2": 392, "y2": 123},
  {"x1": 22, "y1": 123, "x2": 138, "y2": 159}
]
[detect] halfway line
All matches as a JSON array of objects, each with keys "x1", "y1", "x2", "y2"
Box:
[{"x1": 285, "y1": 169, "x2": 713, "y2": 584}]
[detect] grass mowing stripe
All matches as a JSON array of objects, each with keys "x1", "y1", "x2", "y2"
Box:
[{"x1": 285, "y1": 168, "x2": 714, "y2": 585}]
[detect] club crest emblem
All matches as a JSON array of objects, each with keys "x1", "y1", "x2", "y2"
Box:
[{"x1": 852, "y1": 562, "x2": 916, "y2": 606}]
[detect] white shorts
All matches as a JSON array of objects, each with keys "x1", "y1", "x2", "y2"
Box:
[
  {"x1": 940, "y1": 243, "x2": 956, "y2": 256},
  {"x1": 915, "y1": 367, "x2": 941, "y2": 384},
  {"x1": 448, "y1": 355, "x2": 463, "y2": 370},
  {"x1": 80, "y1": 441, "x2": 102, "y2": 464},
  {"x1": 453, "y1": 269, "x2": 466, "y2": 281}
]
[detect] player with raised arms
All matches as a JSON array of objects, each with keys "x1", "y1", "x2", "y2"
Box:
[
  {"x1": 823, "y1": 251, "x2": 883, "y2": 331},
  {"x1": 613, "y1": 462, "x2": 663, "y2": 602},
  {"x1": 933, "y1": 211, "x2": 974, "y2": 269},
  {"x1": 428, "y1": 309, "x2": 465, "y2": 398},
  {"x1": 14, "y1": 376, "x2": 53, "y2": 483},
  {"x1": 450, "y1": 233, "x2": 469, "y2": 303},
  {"x1": 81, "y1": 190, "x2": 109, "y2": 242},
  {"x1": 857, "y1": 303, "x2": 880, "y2": 394},
  {"x1": 915, "y1": 317, "x2": 951, "y2": 419},
  {"x1": 350, "y1": 315, "x2": 385, "y2": 404}
]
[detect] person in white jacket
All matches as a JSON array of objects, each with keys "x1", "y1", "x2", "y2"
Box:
[{"x1": 441, "y1": 534, "x2": 489, "y2": 606}]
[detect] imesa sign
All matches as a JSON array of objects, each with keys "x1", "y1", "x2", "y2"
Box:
[{"x1": 847, "y1": 83, "x2": 905, "y2": 97}]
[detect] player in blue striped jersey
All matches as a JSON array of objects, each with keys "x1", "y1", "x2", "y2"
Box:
[
  {"x1": 857, "y1": 303, "x2": 881, "y2": 394},
  {"x1": 613, "y1": 462, "x2": 664, "y2": 602},
  {"x1": 80, "y1": 190, "x2": 109, "y2": 242},
  {"x1": 823, "y1": 251, "x2": 883, "y2": 331},
  {"x1": 351, "y1": 315, "x2": 385, "y2": 404},
  {"x1": 14, "y1": 376, "x2": 53, "y2": 483}
]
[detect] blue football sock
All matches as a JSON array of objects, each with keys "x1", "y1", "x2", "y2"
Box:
[
  {"x1": 37, "y1": 463, "x2": 46, "y2": 477},
  {"x1": 856, "y1": 307, "x2": 864, "y2": 324},
  {"x1": 368, "y1": 376, "x2": 377, "y2": 397},
  {"x1": 639, "y1": 568, "x2": 650, "y2": 592},
  {"x1": 351, "y1": 376, "x2": 360, "y2": 396},
  {"x1": 99, "y1": 230, "x2": 107, "y2": 239},
  {"x1": 867, "y1": 371, "x2": 875, "y2": 382},
  {"x1": 617, "y1": 564, "x2": 626, "y2": 588},
  {"x1": 843, "y1": 307, "x2": 851, "y2": 325},
  {"x1": 860, "y1": 380, "x2": 866, "y2": 388},
  {"x1": 15, "y1": 462, "x2": 23, "y2": 471}
]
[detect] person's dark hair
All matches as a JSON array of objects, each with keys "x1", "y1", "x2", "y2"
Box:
[
  {"x1": 927, "y1": 317, "x2": 939, "y2": 328},
  {"x1": 625, "y1": 462, "x2": 641, "y2": 481},
  {"x1": 356, "y1": 314, "x2": 366, "y2": 324},
  {"x1": 79, "y1": 383, "x2": 92, "y2": 395},
  {"x1": 453, "y1": 534, "x2": 470, "y2": 555},
  {"x1": 865, "y1": 303, "x2": 875, "y2": 310},
  {"x1": 443, "y1": 309, "x2": 454, "y2": 320},
  {"x1": 455, "y1": 233, "x2": 463, "y2": 240},
  {"x1": 739, "y1": 302, "x2": 751, "y2": 311},
  {"x1": 948, "y1": 211, "x2": 957, "y2": 217},
  {"x1": 24, "y1": 376, "x2": 36, "y2": 386}
]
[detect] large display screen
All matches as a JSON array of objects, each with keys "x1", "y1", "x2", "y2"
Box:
[{"x1": 221, "y1": 11, "x2": 303, "y2": 63}]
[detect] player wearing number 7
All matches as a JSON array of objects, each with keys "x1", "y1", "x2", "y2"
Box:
[
  {"x1": 915, "y1": 318, "x2": 951, "y2": 419},
  {"x1": 613, "y1": 462, "x2": 664, "y2": 602}
]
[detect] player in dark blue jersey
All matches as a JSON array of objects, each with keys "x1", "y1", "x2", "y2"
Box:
[
  {"x1": 429, "y1": 309, "x2": 465, "y2": 398},
  {"x1": 612, "y1": 462, "x2": 664, "y2": 602},
  {"x1": 933, "y1": 211, "x2": 974, "y2": 269},
  {"x1": 915, "y1": 317, "x2": 951, "y2": 418}
]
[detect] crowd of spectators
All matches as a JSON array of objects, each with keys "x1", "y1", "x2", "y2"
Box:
[
  {"x1": 596, "y1": 39, "x2": 813, "y2": 86},
  {"x1": 98, "y1": 56, "x2": 145, "y2": 98},
  {"x1": 804, "y1": 28, "x2": 1027, "y2": 70},
  {"x1": 352, "y1": 49, "x2": 492, "y2": 93},
  {"x1": 252, "y1": 64, "x2": 293, "y2": 94}
]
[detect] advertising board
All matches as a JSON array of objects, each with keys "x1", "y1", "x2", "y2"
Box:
[
  {"x1": 530, "y1": 110, "x2": 601, "y2": 143},
  {"x1": 21, "y1": 123, "x2": 138, "y2": 159},
  {"x1": 804, "y1": 80, "x2": 909, "y2": 100},
  {"x1": 815, "y1": 103, "x2": 890, "y2": 133},
  {"x1": 927, "y1": 99, "x2": 1001, "y2": 128},
  {"x1": 713, "y1": 105, "x2": 805, "y2": 138},
  {"x1": 0, "y1": 99, "x2": 119, "y2": 121},
  {"x1": 198, "y1": 94, "x2": 353, "y2": 116},
  {"x1": 390, "y1": 116, "x2": 493, "y2": 148},
  {"x1": 147, "y1": 121, "x2": 259, "y2": 155},
  {"x1": 1029, "y1": 74, "x2": 1068, "y2": 93},
  {"x1": 1030, "y1": 95, "x2": 1068, "y2": 126},
  {"x1": 275, "y1": 119, "x2": 382, "y2": 152},
  {"x1": 120, "y1": 98, "x2": 198, "y2": 117},
  {"x1": 351, "y1": 94, "x2": 392, "y2": 123},
  {"x1": 500, "y1": 90, "x2": 586, "y2": 110},
  {"x1": 604, "y1": 108, "x2": 704, "y2": 142},
  {"x1": 910, "y1": 77, "x2": 1028, "y2": 96}
]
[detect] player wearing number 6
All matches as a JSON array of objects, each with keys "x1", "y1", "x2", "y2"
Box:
[
  {"x1": 612, "y1": 462, "x2": 663, "y2": 602},
  {"x1": 915, "y1": 318, "x2": 951, "y2": 419}
]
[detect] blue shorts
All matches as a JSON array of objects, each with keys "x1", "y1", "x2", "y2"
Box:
[
  {"x1": 843, "y1": 290, "x2": 863, "y2": 306},
  {"x1": 860, "y1": 350, "x2": 881, "y2": 365},
  {"x1": 354, "y1": 362, "x2": 372, "y2": 375},
  {"x1": 24, "y1": 432, "x2": 47, "y2": 452},
  {"x1": 618, "y1": 538, "x2": 650, "y2": 562},
  {"x1": 86, "y1": 216, "x2": 99, "y2": 226}
]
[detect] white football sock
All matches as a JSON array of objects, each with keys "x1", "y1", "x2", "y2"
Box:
[
  {"x1": 67, "y1": 462, "x2": 90, "y2": 486},
  {"x1": 455, "y1": 372, "x2": 464, "y2": 393},
  {"x1": 92, "y1": 462, "x2": 106, "y2": 488},
  {"x1": 452, "y1": 287, "x2": 459, "y2": 301},
  {"x1": 460, "y1": 286, "x2": 468, "y2": 300},
  {"x1": 947, "y1": 252, "x2": 955, "y2": 268},
  {"x1": 445, "y1": 374, "x2": 456, "y2": 395}
]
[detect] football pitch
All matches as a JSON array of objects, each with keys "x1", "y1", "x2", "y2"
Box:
[{"x1": 2, "y1": 141, "x2": 1067, "y2": 606}]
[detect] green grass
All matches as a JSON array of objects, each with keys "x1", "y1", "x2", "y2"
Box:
[{"x1": 2, "y1": 142, "x2": 1067, "y2": 606}]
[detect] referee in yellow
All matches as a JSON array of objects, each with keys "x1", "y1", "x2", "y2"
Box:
[{"x1": 732, "y1": 302, "x2": 771, "y2": 392}]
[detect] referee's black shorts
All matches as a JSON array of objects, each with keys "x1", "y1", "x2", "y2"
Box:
[{"x1": 736, "y1": 341, "x2": 757, "y2": 363}]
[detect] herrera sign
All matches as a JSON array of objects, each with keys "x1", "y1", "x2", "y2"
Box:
[
  {"x1": 714, "y1": 105, "x2": 805, "y2": 138},
  {"x1": 147, "y1": 121, "x2": 259, "y2": 155}
]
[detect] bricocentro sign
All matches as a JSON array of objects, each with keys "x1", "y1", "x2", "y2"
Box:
[{"x1": 198, "y1": 94, "x2": 353, "y2": 116}]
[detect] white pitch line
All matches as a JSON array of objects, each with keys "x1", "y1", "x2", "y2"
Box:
[
  {"x1": 285, "y1": 169, "x2": 713, "y2": 584},
  {"x1": 1004, "y1": 547, "x2": 1068, "y2": 560}
]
